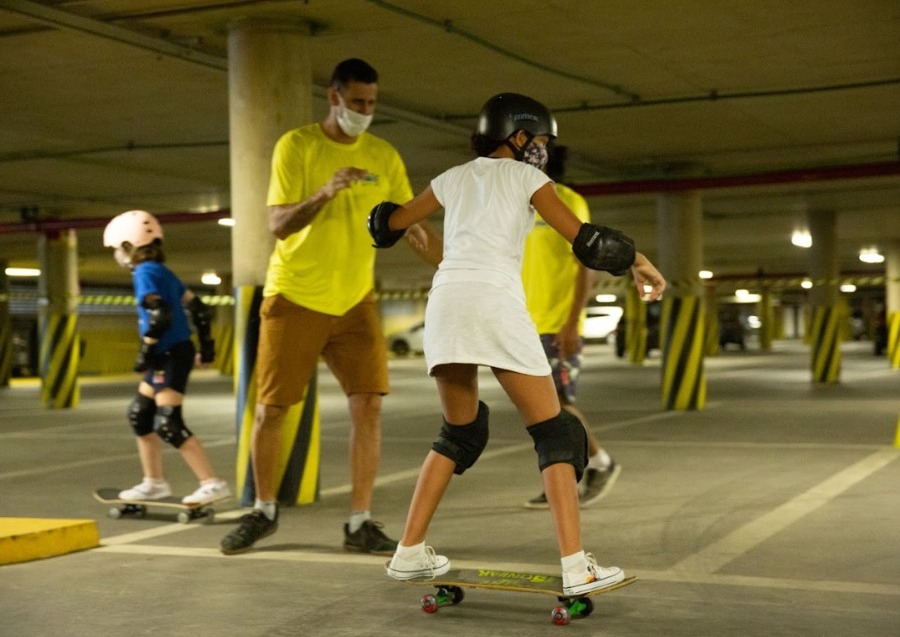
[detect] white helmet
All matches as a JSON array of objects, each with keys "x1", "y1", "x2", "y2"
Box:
[{"x1": 103, "y1": 210, "x2": 163, "y2": 248}]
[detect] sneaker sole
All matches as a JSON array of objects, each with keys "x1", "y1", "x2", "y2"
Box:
[{"x1": 563, "y1": 572, "x2": 625, "y2": 596}]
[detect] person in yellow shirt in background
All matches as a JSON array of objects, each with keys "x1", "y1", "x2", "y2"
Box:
[
  {"x1": 220, "y1": 58, "x2": 420, "y2": 555},
  {"x1": 522, "y1": 144, "x2": 622, "y2": 509}
]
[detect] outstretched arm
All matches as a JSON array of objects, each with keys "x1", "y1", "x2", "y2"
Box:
[
  {"x1": 269, "y1": 167, "x2": 371, "y2": 240},
  {"x1": 369, "y1": 187, "x2": 442, "y2": 249}
]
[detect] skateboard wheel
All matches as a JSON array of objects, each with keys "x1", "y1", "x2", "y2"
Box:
[
  {"x1": 447, "y1": 586, "x2": 464, "y2": 605},
  {"x1": 420, "y1": 594, "x2": 438, "y2": 614},
  {"x1": 551, "y1": 606, "x2": 570, "y2": 626},
  {"x1": 177, "y1": 511, "x2": 191, "y2": 524},
  {"x1": 108, "y1": 507, "x2": 122, "y2": 519},
  {"x1": 202, "y1": 509, "x2": 216, "y2": 524}
]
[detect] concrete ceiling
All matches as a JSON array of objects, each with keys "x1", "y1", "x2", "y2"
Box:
[{"x1": 1, "y1": 0, "x2": 898, "y2": 295}]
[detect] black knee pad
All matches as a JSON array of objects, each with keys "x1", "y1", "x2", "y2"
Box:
[
  {"x1": 127, "y1": 394, "x2": 156, "y2": 437},
  {"x1": 432, "y1": 401, "x2": 490, "y2": 475},
  {"x1": 153, "y1": 405, "x2": 193, "y2": 448},
  {"x1": 527, "y1": 410, "x2": 588, "y2": 482}
]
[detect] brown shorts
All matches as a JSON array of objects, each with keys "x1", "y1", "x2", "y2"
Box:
[{"x1": 256, "y1": 292, "x2": 389, "y2": 406}]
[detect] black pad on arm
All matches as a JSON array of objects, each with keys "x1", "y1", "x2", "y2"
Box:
[
  {"x1": 367, "y1": 201, "x2": 406, "y2": 248},
  {"x1": 572, "y1": 223, "x2": 636, "y2": 275}
]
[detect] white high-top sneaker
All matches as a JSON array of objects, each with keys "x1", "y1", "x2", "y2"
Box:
[
  {"x1": 386, "y1": 545, "x2": 451, "y2": 580},
  {"x1": 562, "y1": 553, "x2": 624, "y2": 596},
  {"x1": 118, "y1": 479, "x2": 172, "y2": 501}
]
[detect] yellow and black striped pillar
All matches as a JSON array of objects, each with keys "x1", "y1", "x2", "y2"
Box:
[
  {"x1": 887, "y1": 310, "x2": 900, "y2": 370},
  {"x1": 809, "y1": 305, "x2": 842, "y2": 383},
  {"x1": 38, "y1": 230, "x2": 80, "y2": 409},
  {"x1": 0, "y1": 264, "x2": 12, "y2": 387},
  {"x1": 39, "y1": 313, "x2": 80, "y2": 408},
  {"x1": 234, "y1": 286, "x2": 320, "y2": 507},
  {"x1": 660, "y1": 295, "x2": 707, "y2": 410},
  {"x1": 624, "y1": 284, "x2": 648, "y2": 363}
]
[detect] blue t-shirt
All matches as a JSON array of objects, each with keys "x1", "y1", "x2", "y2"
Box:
[{"x1": 132, "y1": 261, "x2": 191, "y2": 352}]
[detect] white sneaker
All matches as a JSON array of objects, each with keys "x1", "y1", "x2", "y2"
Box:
[
  {"x1": 182, "y1": 479, "x2": 231, "y2": 504},
  {"x1": 386, "y1": 545, "x2": 451, "y2": 580},
  {"x1": 562, "y1": 553, "x2": 625, "y2": 596},
  {"x1": 118, "y1": 479, "x2": 172, "y2": 501}
]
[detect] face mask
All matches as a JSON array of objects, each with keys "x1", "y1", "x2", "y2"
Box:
[
  {"x1": 521, "y1": 142, "x2": 548, "y2": 170},
  {"x1": 336, "y1": 95, "x2": 373, "y2": 137}
]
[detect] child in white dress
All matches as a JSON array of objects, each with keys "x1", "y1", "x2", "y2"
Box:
[{"x1": 368, "y1": 93, "x2": 665, "y2": 595}]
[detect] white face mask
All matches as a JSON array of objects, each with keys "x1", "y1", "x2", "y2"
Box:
[{"x1": 336, "y1": 95, "x2": 373, "y2": 137}]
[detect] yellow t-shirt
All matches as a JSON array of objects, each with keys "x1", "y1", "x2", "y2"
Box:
[
  {"x1": 522, "y1": 182, "x2": 591, "y2": 334},
  {"x1": 264, "y1": 124, "x2": 414, "y2": 315}
]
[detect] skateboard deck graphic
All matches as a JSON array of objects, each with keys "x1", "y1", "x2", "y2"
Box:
[
  {"x1": 93, "y1": 487, "x2": 228, "y2": 524},
  {"x1": 403, "y1": 567, "x2": 636, "y2": 625}
]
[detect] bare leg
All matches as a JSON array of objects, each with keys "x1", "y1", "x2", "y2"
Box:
[
  {"x1": 134, "y1": 382, "x2": 164, "y2": 479},
  {"x1": 348, "y1": 392, "x2": 382, "y2": 512},
  {"x1": 134, "y1": 433, "x2": 164, "y2": 479},
  {"x1": 399, "y1": 451, "x2": 456, "y2": 546},
  {"x1": 492, "y1": 368, "x2": 583, "y2": 557},
  {"x1": 155, "y1": 387, "x2": 217, "y2": 481},
  {"x1": 397, "y1": 364, "x2": 479, "y2": 545},
  {"x1": 251, "y1": 402, "x2": 287, "y2": 502}
]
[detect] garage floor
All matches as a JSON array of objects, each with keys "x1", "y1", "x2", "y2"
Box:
[{"x1": 1, "y1": 340, "x2": 898, "y2": 636}]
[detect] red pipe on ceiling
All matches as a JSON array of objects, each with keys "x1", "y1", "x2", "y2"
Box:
[
  {"x1": 0, "y1": 160, "x2": 897, "y2": 235},
  {"x1": 571, "y1": 160, "x2": 900, "y2": 197},
  {"x1": 0, "y1": 209, "x2": 231, "y2": 235}
]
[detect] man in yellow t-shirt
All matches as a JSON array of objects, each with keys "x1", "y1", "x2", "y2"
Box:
[
  {"x1": 521, "y1": 145, "x2": 621, "y2": 509},
  {"x1": 221, "y1": 58, "x2": 414, "y2": 556}
]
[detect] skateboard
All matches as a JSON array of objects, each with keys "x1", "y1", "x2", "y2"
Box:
[
  {"x1": 93, "y1": 487, "x2": 228, "y2": 524},
  {"x1": 403, "y1": 567, "x2": 637, "y2": 626}
]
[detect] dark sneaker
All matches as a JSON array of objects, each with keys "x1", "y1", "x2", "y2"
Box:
[
  {"x1": 523, "y1": 492, "x2": 550, "y2": 510},
  {"x1": 343, "y1": 520, "x2": 398, "y2": 556},
  {"x1": 220, "y1": 509, "x2": 278, "y2": 555},
  {"x1": 579, "y1": 461, "x2": 622, "y2": 507}
]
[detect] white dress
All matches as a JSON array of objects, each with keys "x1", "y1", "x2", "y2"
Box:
[{"x1": 424, "y1": 157, "x2": 553, "y2": 376}]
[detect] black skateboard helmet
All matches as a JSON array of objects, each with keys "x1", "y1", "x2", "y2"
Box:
[{"x1": 475, "y1": 93, "x2": 558, "y2": 141}]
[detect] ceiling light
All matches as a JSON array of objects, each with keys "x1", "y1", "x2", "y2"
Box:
[
  {"x1": 217, "y1": 218, "x2": 235, "y2": 227},
  {"x1": 791, "y1": 230, "x2": 812, "y2": 248},
  {"x1": 840, "y1": 283, "x2": 857, "y2": 293},
  {"x1": 201, "y1": 271, "x2": 222, "y2": 286},
  {"x1": 801, "y1": 279, "x2": 813, "y2": 289},
  {"x1": 5, "y1": 267, "x2": 41, "y2": 277},
  {"x1": 698, "y1": 270, "x2": 713, "y2": 279},
  {"x1": 858, "y1": 248, "x2": 884, "y2": 264},
  {"x1": 594, "y1": 294, "x2": 618, "y2": 303}
]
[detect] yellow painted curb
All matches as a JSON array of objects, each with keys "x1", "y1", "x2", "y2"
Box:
[{"x1": 0, "y1": 518, "x2": 99, "y2": 566}]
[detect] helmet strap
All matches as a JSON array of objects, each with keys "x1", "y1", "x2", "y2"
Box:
[{"x1": 504, "y1": 131, "x2": 534, "y2": 161}]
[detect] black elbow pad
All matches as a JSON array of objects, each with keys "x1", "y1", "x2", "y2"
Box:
[
  {"x1": 367, "y1": 201, "x2": 406, "y2": 248},
  {"x1": 572, "y1": 223, "x2": 636, "y2": 275},
  {"x1": 142, "y1": 296, "x2": 172, "y2": 339}
]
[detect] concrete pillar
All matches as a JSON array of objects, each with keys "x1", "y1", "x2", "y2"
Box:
[
  {"x1": 623, "y1": 283, "x2": 648, "y2": 363},
  {"x1": 228, "y1": 19, "x2": 320, "y2": 506},
  {"x1": 703, "y1": 281, "x2": 719, "y2": 356},
  {"x1": 807, "y1": 210, "x2": 841, "y2": 382},
  {"x1": 758, "y1": 286, "x2": 774, "y2": 351},
  {"x1": 884, "y1": 241, "x2": 900, "y2": 368},
  {"x1": 0, "y1": 263, "x2": 11, "y2": 387},
  {"x1": 38, "y1": 230, "x2": 80, "y2": 408},
  {"x1": 656, "y1": 191, "x2": 706, "y2": 410}
]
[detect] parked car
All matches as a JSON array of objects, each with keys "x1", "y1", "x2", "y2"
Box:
[
  {"x1": 582, "y1": 306, "x2": 623, "y2": 343},
  {"x1": 719, "y1": 313, "x2": 746, "y2": 351},
  {"x1": 386, "y1": 322, "x2": 425, "y2": 356}
]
